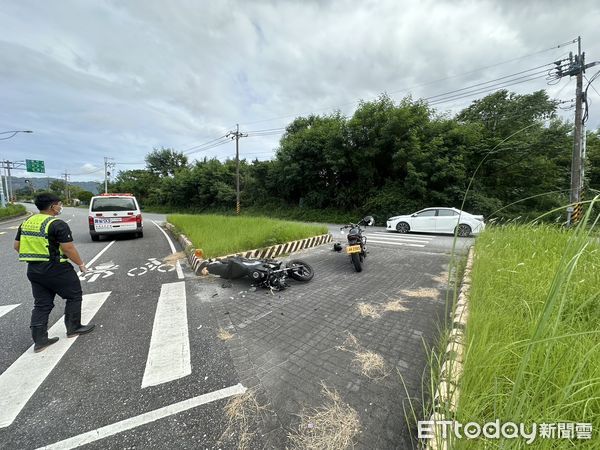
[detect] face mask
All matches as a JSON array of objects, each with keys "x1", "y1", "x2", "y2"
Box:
[{"x1": 54, "y1": 205, "x2": 63, "y2": 215}]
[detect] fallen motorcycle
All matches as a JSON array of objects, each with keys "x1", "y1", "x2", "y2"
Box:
[
  {"x1": 333, "y1": 215, "x2": 375, "y2": 272},
  {"x1": 200, "y1": 256, "x2": 314, "y2": 291}
]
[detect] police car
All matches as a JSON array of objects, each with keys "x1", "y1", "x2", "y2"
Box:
[{"x1": 88, "y1": 193, "x2": 143, "y2": 241}]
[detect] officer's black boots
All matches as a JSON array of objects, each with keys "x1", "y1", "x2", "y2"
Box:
[
  {"x1": 31, "y1": 326, "x2": 59, "y2": 353},
  {"x1": 65, "y1": 313, "x2": 95, "y2": 337}
]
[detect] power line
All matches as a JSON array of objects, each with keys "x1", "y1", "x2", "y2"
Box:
[
  {"x1": 585, "y1": 73, "x2": 600, "y2": 98},
  {"x1": 238, "y1": 39, "x2": 577, "y2": 127},
  {"x1": 181, "y1": 134, "x2": 229, "y2": 154},
  {"x1": 423, "y1": 66, "x2": 554, "y2": 103},
  {"x1": 428, "y1": 73, "x2": 550, "y2": 107}
]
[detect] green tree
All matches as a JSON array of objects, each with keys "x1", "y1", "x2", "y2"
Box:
[
  {"x1": 49, "y1": 179, "x2": 66, "y2": 196},
  {"x1": 112, "y1": 169, "x2": 160, "y2": 203},
  {"x1": 145, "y1": 148, "x2": 188, "y2": 177}
]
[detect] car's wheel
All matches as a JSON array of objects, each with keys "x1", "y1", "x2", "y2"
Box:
[
  {"x1": 457, "y1": 224, "x2": 472, "y2": 237},
  {"x1": 90, "y1": 233, "x2": 100, "y2": 242},
  {"x1": 351, "y1": 253, "x2": 363, "y2": 272},
  {"x1": 287, "y1": 260, "x2": 314, "y2": 281},
  {"x1": 396, "y1": 222, "x2": 410, "y2": 233},
  {"x1": 137, "y1": 231, "x2": 144, "y2": 238}
]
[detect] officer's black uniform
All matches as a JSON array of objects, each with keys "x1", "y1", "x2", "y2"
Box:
[{"x1": 16, "y1": 220, "x2": 85, "y2": 332}]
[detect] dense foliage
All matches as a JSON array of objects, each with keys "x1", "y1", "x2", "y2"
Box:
[{"x1": 111, "y1": 90, "x2": 600, "y2": 224}]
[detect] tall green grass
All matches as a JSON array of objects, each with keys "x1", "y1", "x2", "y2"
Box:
[
  {"x1": 453, "y1": 220, "x2": 600, "y2": 448},
  {"x1": 167, "y1": 214, "x2": 328, "y2": 258},
  {"x1": 0, "y1": 203, "x2": 26, "y2": 219}
]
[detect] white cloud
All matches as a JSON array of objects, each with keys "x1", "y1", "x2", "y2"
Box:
[{"x1": 1, "y1": 0, "x2": 599, "y2": 181}]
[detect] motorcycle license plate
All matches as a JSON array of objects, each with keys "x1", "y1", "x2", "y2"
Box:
[{"x1": 346, "y1": 245, "x2": 361, "y2": 254}]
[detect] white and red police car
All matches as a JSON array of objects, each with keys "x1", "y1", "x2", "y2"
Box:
[{"x1": 88, "y1": 193, "x2": 143, "y2": 241}]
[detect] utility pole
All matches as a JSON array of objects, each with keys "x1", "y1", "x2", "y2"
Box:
[
  {"x1": 104, "y1": 157, "x2": 115, "y2": 194},
  {"x1": 7, "y1": 160, "x2": 13, "y2": 202},
  {"x1": 226, "y1": 124, "x2": 248, "y2": 214},
  {"x1": 554, "y1": 36, "x2": 598, "y2": 225},
  {"x1": 568, "y1": 36, "x2": 584, "y2": 225},
  {"x1": 0, "y1": 164, "x2": 6, "y2": 208},
  {"x1": 64, "y1": 170, "x2": 70, "y2": 204},
  {"x1": 1, "y1": 160, "x2": 26, "y2": 204}
]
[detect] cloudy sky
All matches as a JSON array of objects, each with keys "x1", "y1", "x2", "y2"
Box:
[{"x1": 1, "y1": 0, "x2": 599, "y2": 182}]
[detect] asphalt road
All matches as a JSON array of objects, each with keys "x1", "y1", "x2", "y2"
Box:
[
  {"x1": 0, "y1": 205, "x2": 241, "y2": 449},
  {"x1": 0, "y1": 206, "x2": 473, "y2": 449}
]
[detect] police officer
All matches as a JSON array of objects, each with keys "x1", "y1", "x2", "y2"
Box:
[{"x1": 13, "y1": 193, "x2": 95, "y2": 352}]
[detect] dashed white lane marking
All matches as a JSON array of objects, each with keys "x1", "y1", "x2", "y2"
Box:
[
  {"x1": 0, "y1": 231, "x2": 6, "y2": 235},
  {"x1": 38, "y1": 383, "x2": 247, "y2": 450},
  {"x1": 83, "y1": 239, "x2": 117, "y2": 273},
  {"x1": 0, "y1": 292, "x2": 111, "y2": 428},
  {"x1": 6, "y1": 226, "x2": 20, "y2": 230},
  {"x1": 0, "y1": 304, "x2": 20, "y2": 319},
  {"x1": 367, "y1": 238, "x2": 426, "y2": 248},
  {"x1": 141, "y1": 281, "x2": 190, "y2": 388},
  {"x1": 151, "y1": 220, "x2": 184, "y2": 280}
]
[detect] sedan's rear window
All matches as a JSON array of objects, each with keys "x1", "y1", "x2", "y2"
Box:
[{"x1": 91, "y1": 197, "x2": 137, "y2": 212}]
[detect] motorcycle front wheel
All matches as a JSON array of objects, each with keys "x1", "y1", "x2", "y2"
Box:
[
  {"x1": 351, "y1": 253, "x2": 363, "y2": 272},
  {"x1": 287, "y1": 259, "x2": 315, "y2": 281}
]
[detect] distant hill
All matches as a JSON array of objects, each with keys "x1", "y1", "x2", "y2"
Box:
[{"x1": 9, "y1": 176, "x2": 100, "y2": 195}]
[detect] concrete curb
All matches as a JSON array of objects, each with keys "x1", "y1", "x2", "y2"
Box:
[
  {"x1": 426, "y1": 246, "x2": 475, "y2": 450},
  {"x1": 164, "y1": 221, "x2": 333, "y2": 274},
  {"x1": 0, "y1": 211, "x2": 31, "y2": 223}
]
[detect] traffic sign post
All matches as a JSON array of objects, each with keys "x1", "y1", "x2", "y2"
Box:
[{"x1": 26, "y1": 160, "x2": 45, "y2": 173}]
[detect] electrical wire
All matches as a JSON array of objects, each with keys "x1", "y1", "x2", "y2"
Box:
[
  {"x1": 428, "y1": 73, "x2": 550, "y2": 107},
  {"x1": 68, "y1": 167, "x2": 105, "y2": 176},
  {"x1": 422, "y1": 66, "x2": 554, "y2": 102},
  {"x1": 238, "y1": 39, "x2": 577, "y2": 127}
]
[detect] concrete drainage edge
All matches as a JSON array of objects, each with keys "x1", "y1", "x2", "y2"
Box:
[
  {"x1": 425, "y1": 246, "x2": 474, "y2": 450},
  {"x1": 164, "y1": 221, "x2": 333, "y2": 274}
]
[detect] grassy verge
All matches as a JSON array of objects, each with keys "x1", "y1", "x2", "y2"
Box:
[
  {"x1": 167, "y1": 214, "x2": 328, "y2": 258},
  {"x1": 0, "y1": 203, "x2": 26, "y2": 219},
  {"x1": 145, "y1": 205, "x2": 360, "y2": 225},
  {"x1": 453, "y1": 223, "x2": 600, "y2": 448}
]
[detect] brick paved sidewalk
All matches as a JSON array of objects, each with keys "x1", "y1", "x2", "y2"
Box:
[{"x1": 190, "y1": 244, "x2": 458, "y2": 449}]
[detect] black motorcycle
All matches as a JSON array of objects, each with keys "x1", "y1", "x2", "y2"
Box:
[
  {"x1": 200, "y1": 256, "x2": 314, "y2": 291},
  {"x1": 333, "y1": 215, "x2": 375, "y2": 272}
]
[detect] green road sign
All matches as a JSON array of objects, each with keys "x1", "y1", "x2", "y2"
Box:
[{"x1": 26, "y1": 159, "x2": 45, "y2": 173}]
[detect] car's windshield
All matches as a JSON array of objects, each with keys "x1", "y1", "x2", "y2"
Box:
[{"x1": 91, "y1": 197, "x2": 137, "y2": 212}]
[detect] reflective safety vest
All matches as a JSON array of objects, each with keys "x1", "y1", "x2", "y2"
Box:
[{"x1": 18, "y1": 214, "x2": 68, "y2": 263}]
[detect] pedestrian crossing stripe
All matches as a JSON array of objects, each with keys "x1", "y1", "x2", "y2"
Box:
[
  {"x1": 0, "y1": 304, "x2": 20, "y2": 319},
  {"x1": 0, "y1": 232, "x2": 6, "y2": 235},
  {"x1": 0, "y1": 292, "x2": 111, "y2": 428},
  {"x1": 141, "y1": 281, "x2": 191, "y2": 388},
  {"x1": 0, "y1": 282, "x2": 195, "y2": 428}
]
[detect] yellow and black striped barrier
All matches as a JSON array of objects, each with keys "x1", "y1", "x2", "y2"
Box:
[{"x1": 571, "y1": 202, "x2": 584, "y2": 224}]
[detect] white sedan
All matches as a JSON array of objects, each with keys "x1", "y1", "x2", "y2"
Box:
[{"x1": 386, "y1": 207, "x2": 485, "y2": 237}]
